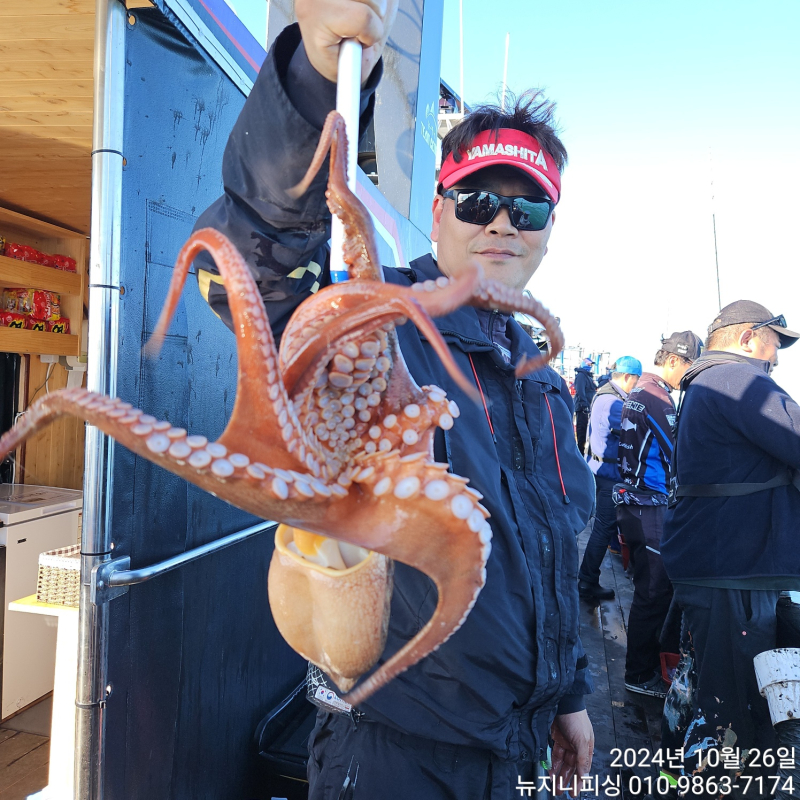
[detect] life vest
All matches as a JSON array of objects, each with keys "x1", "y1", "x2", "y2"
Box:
[{"x1": 587, "y1": 381, "x2": 626, "y2": 464}]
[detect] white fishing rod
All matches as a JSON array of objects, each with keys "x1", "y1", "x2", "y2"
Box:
[{"x1": 330, "y1": 38, "x2": 362, "y2": 283}]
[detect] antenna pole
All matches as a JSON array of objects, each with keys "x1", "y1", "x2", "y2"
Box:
[
  {"x1": 459, "y1": 0, "x2": 465, "y2": 114},
  {"x1": 709, "y1": 147, "x2": 722, "y2": 310},
  {"x1": 502, "y1": 32, "x2": 510, "y2": 111},
  {"x1": 712, "y1": 212, "x2": 721, "y2": 311}
]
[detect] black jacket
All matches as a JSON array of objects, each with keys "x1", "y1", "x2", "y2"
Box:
[
  {"x1": 573, "y1": 367, "x2": 597, "y2": 413},
  {"x1": 193, "y1": 23, "x2": 595, "y2": 761},
  {"x1": 662, "y1": 352, "x2": 800, "y2": 587}
]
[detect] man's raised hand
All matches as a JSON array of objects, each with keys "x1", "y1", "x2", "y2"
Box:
[{"x1": 295, "y1": 0, "x2": 399, "y2": 85}]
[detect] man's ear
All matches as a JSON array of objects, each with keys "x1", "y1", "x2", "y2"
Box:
[
  {"x1": 739, "y1": 328, "x2": 755, "y2": 351},
  {"x1": 431, "y1": 194, "x2": 444, "y2": 243}
]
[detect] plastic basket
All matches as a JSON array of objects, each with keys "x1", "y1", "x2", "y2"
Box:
[{"x1": 36, "y1": 543, "x2": 81, "y2": 607}]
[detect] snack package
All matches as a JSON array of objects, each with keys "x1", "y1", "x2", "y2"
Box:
[
  {"x1": 31, "y1": 290, "x2": 61, "y2": 321},
  {"x1": 0, "y1": 311, "x2": 27, "y2": 329},
  {"x1": 1, "y1": 288, "x2": 60, "y2": 320},
  {"x1": 26, "y1": 317, "x2": 47, "y2": 332},
  {"x1": 18, "y1": 245, "x2": 40, "y2": 263},
  {"x1": 53, "y1": 254, "x2": 77, "y2": 272},
  {"x1": 1, "y1": 239, "x2": 76, "y2": 271},
  {"x1": 3, "y1": 242, "x2": 28, "y2": 260},
  {"x1": 2, "y1": 288, "x2": 34, "y2": 315},
  {"x1": 47, "y1": 318, "x2": 70, "y2": 334}
]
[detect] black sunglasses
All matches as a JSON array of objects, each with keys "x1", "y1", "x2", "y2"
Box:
[
  {"x1": 751, "y1": 314, "x2": 786, "y2": 331},
  {"x1": 442, "y1": 189, "x2": 555, "y2": 232}
]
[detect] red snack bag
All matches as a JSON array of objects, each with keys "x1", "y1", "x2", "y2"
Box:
[
  {"x1": 26, "y1": 317, "x2": 47, "y2": 332},
  {"x1": 20, "y1": 246, "x2": 41, "y2": 263},
  {"x1": 53, "y1": 254, "x2": 77, "y2": 272},
  {"x1": 38, "y1": 253, "x2": 56, "y2": 268},
  {"x1": 0, "y1": 311, "x2": 27, "y2": 329},
  {"x1": 31, "y1": 290, "x2": 61, "y2": 321},
  {"x1": 4, "y1": 242, "x2": 26, "y2": 260},
  {"x1": 2, "y1": 288, "x2": 34, "y2": 315},
  {"x1": 47, "y1": 318, "x2": 70, "y2": 335}
]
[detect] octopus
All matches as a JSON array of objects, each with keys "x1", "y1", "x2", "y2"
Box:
[{"x1": 0, "y1": 111, "x2": 564, "y2": 707}]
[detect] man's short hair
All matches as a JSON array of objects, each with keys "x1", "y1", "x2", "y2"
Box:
[
  {"x1": 653, "y1": 349, "x2": 670, "y2": 367},
  {"x1": 440, "y1": 90, "x2": 568, "y2": 174},
  {"x1": 654, "y1": 348, "x2": 690, "y2": 367},
  {"x1": 706, "y1": 323, "x2": 764, "y2": 351}
]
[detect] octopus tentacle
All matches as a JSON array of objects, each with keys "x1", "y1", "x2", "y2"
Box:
[
  {"x1": 468, "y1": 279, "x2": 564, "y2": 376},
  {"x1": 334, "y1": 454, "x2": 492, "y2": 706},
  {"x1": 412, "y1": 276, "x2": 564, "y2": 377},
  {"x1": 279, "y1": 288, "x2": 479, "y2": 402},
  {"x1": 145, "y1": 228, "x2": 321, "y2": 476},
  {"x1": 289, "y1": 111, "x2": 381, "y2": 281},
  {"x1": 0, "y1": 389, "x2": 332, "y2": 504},
  {"x1": 285, "y1": 111, "x2": 345, "y2": 202}
]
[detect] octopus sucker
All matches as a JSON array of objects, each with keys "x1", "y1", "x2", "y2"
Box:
[{"x1": 0, "y1": 109, "x2": 566, "y2": 707}]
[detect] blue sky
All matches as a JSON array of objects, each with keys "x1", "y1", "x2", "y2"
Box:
[{"x1": 441, "y1": 0, "x2": 800, "y2": 393}]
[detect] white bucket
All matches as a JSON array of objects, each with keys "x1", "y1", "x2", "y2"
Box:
[{"x1": 754, "y1": 648, "x2": 800, "y2": 725}]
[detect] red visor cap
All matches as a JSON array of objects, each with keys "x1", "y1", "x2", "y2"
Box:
[{"x1": 439, "y1": 128, "x2": 561, "y2": 204}]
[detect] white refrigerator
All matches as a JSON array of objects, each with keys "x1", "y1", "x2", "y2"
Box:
[{"x1": 0, "y1": 483, "x2": 83, "y2": 721}]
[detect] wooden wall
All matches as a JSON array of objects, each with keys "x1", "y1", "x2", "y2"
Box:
[
  {"x1": 0, "y1": 0, "x2": 95, "y2": 234},
  {"x1": 20, "y1": 356, "x2": 85, "y2": 490}
]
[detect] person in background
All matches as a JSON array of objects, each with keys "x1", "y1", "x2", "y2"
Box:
[
  {"x1": 661, "y1": 301, "x2": 800, "y2": 793},
  {"x1": 614, "y1": 332, "x2": 701, "y2": 698},
  {"x1": 191, "y1": 0, "x2": 597, "y2": 795},
  {"x1": 574, "y1": 357, "x2": 597, "y2": 455},
  {"x1": 578, "y1": 356, "x2": 642, "y2": 600},
  {"x1": 597, "y1": 363, "x2": 614, "y2": 389}
]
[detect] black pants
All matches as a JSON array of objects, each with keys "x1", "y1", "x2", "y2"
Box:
[
  {"x1": 307, "y1": 711, "x2": 539, "y2": 799},
  {"x1": 661, "y1": 585, "x2": 781, "y2": 798},
  {"x1": 617, "y1": 503, "x2": 672, "y2": 683},
  {"x1": 575, "y1": 409, "x2": 589, "y2": 456},
  {"x1": 578, "y1": 476, "x2": 618, "y2": 586}
]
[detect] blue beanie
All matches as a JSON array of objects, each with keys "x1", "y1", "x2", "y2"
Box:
[{"x1": 615, "y1": 355, "x2": 642, "y2": 376}]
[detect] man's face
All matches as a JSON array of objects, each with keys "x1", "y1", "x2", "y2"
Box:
[
  {"x1": 430, "y1": 165, "x2": 555, "y2": 291},
  {"x1": 665, "y1": 354, "x2": 692, "y2": 389},
  {"x1": 747, "y1": 326, "x2": 781, "y2": 370}
]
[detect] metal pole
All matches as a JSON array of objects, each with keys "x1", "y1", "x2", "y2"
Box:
[
  {"x1": 107, "y1": 522, "x2": 276, "y2": 589},
  {"x1": 76, "y1": 0, "x2": 125, "y2": 797},
  {"x1": 330, "y1": 39, "x2": 362, "y2": 283}
]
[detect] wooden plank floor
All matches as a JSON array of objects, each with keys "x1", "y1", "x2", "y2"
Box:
[
  {"x1": 577, "y1": 522, "x2": 667, "y2": 799},
  {"x1": 0, "y1": 729, "x2": 49, "y2": 800}
]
